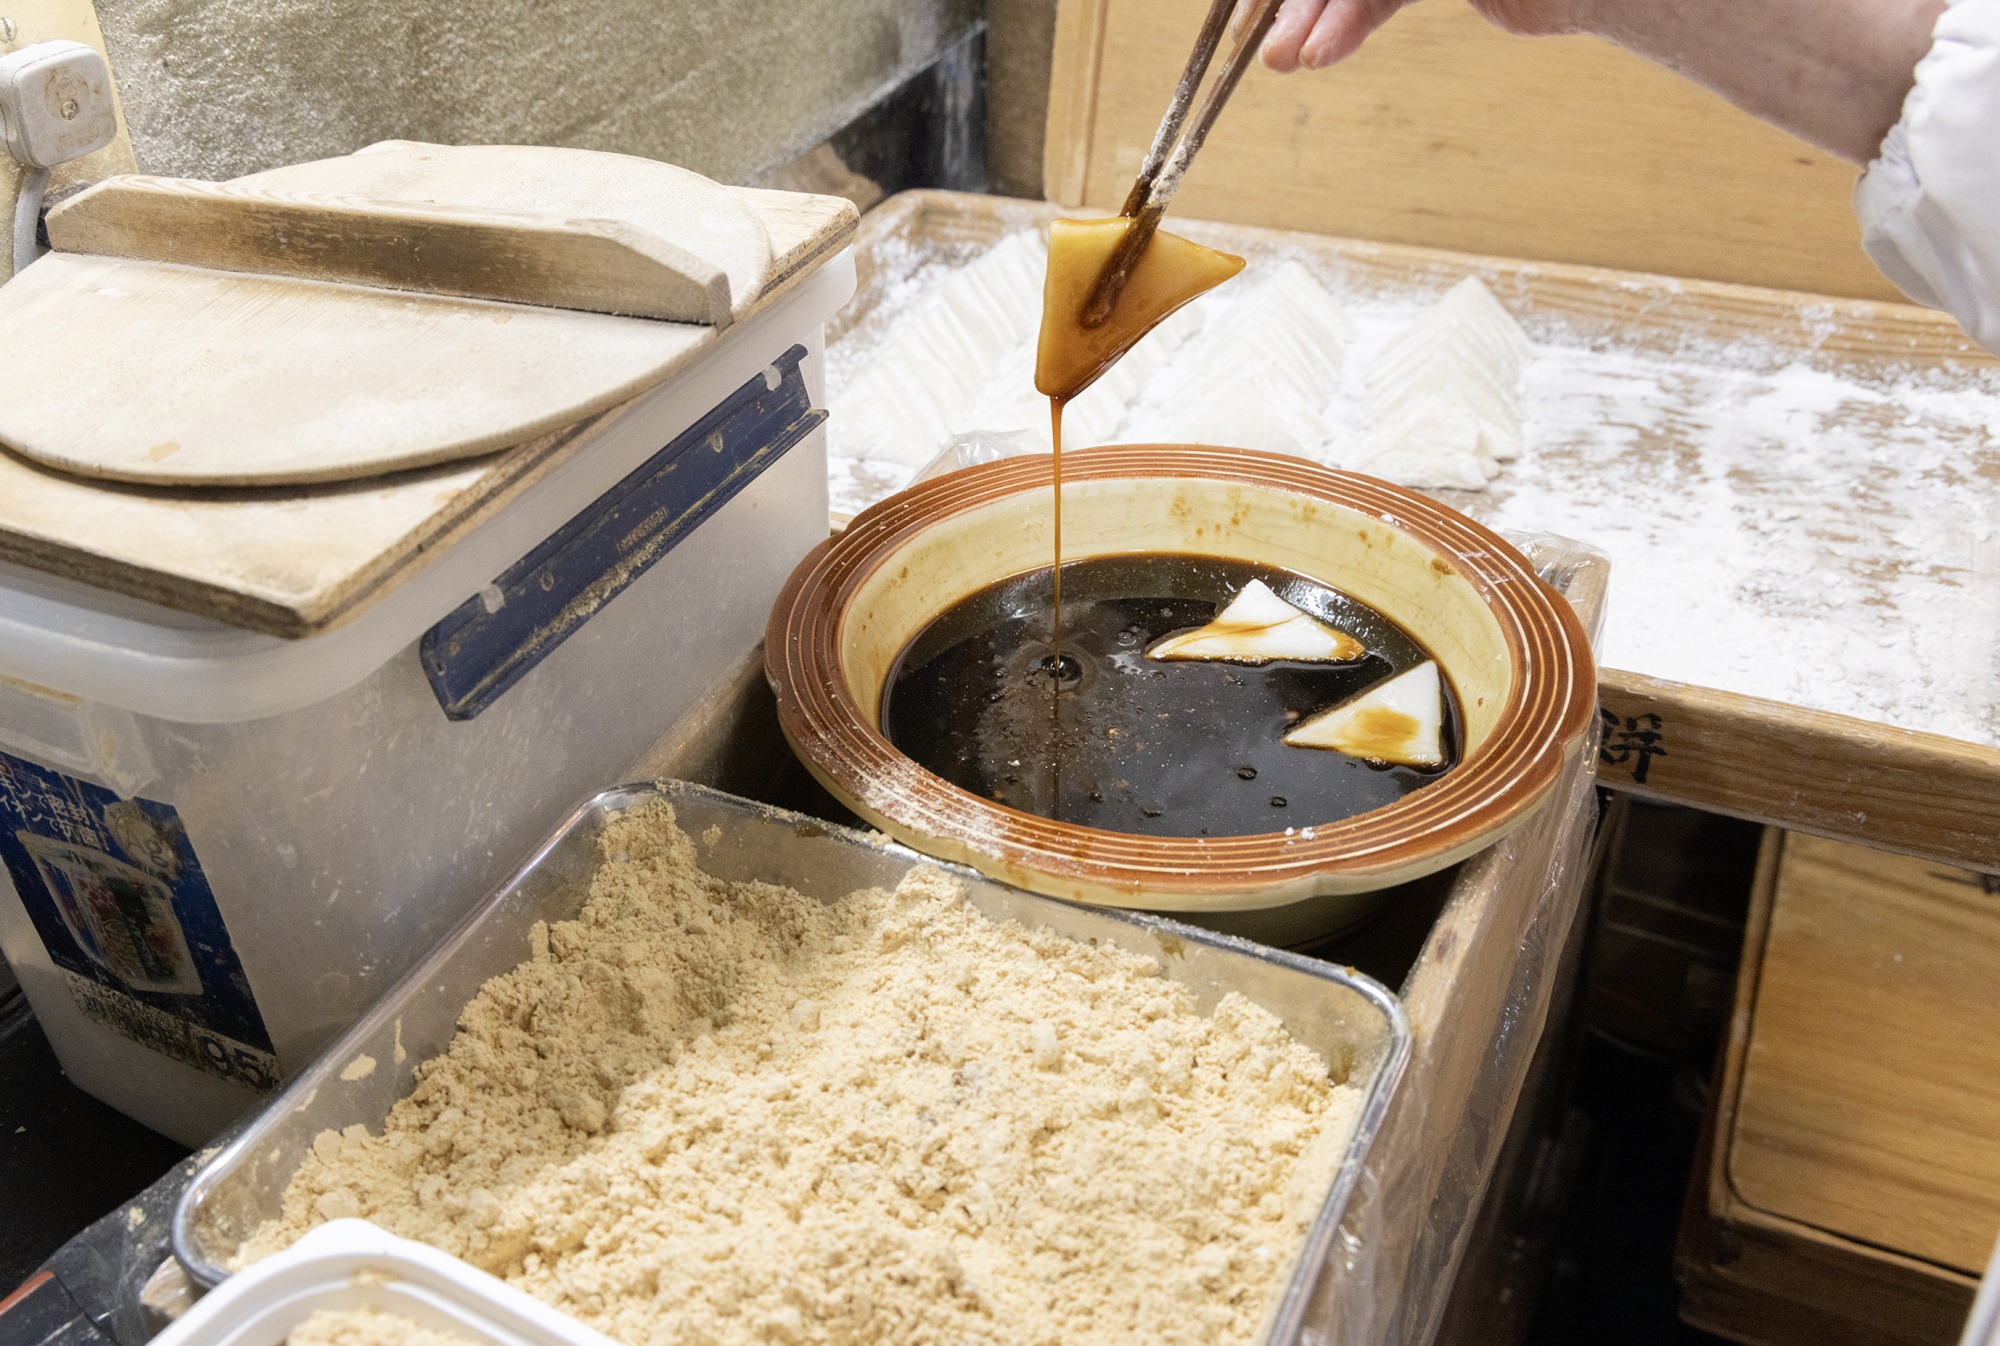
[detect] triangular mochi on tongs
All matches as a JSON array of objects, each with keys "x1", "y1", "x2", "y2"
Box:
[
  {"x1": 1284, "y1": 661, "x2": 1446, "y2": 767},
  {"x1": 1147, "y1": 580, "x2": 1364, "y2": 665},
  {"x1": 1036, "y1": 216, "x2": 1244, "y2": 400}
]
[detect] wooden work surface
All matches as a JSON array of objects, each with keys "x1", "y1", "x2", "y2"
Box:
[
  {"x1": 830, "y1": 190, "x2": 2000, "y2": 874},
  {"x1": 1045, "y1": 0, "x2": 1897, "y2": 301},
  {"x1": 0, "y1": 189, "x2": 853, "y2": 637},
  {"x1": 1676, "y1": 829, "x2": 1992, "y2": 1346}
]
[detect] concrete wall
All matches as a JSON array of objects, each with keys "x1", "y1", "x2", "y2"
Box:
[
  {"x1": 983, "y1": 0, "x2": 1053, "y2": 199},
  {"x1": 96, "y1": 0, "x2": 981, "y2": 183}
]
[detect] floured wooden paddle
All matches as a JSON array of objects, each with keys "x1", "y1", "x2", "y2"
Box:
[
  {"x1": 221, "y1": 141, "x2": 773, "y2": 321},
  {"x1": 0, "y1": 142, "x2": 785, "y2": 487}
]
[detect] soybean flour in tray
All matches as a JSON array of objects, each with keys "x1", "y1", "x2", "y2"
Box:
[
  {"x1": 828, "y1": 194, "x2": 2000, "y2": 749},
  {"x1": 217, "y1": 789, "x2": 1392, "y2": 1346}
]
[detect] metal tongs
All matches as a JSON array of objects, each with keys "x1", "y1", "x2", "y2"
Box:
[{"x1": 1079, "y1": 0, "x2": 1286, "y2": 329}]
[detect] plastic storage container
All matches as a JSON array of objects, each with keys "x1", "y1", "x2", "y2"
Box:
[
  {"x1": 150, "y1": 1219, "x2": 621, "y2": 1346},
  {"x1": 0, "y1": 255, "x2": 853, "y2": 1145}
]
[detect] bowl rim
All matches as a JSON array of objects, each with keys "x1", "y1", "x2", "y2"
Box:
[{"x1": 767, "y1": 445, "x2": 1596, "y2": 901}]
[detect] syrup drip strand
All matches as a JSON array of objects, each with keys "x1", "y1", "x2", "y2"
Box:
[
  {"x1": 1050, "y1": 396, "x2": 1065, "y2": 679},
  {"x1": 1048, "y1": 396, "x2": 1066, "y2": 820}
]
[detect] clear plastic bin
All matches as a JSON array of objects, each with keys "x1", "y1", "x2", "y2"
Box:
[{"x1": 0, "y1": 257, "x2": 853, "y2": 1144}]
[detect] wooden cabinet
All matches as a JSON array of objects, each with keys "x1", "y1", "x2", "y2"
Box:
[{"x1": 1678, "y1": 831, "x2": 2000, "y2": 1344}]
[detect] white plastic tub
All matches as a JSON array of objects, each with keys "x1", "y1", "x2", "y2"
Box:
[
  {"x1": 0, "y1": 256, "x2": 853, "y2": 1145},
  {"x1": 151, "y1": 1219, "x2": 617, "y2": 1346}
]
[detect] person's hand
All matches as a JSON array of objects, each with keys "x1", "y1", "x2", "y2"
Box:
[
  {"x1": 1238, "y1": 0, "x2": 1585, "y2": 71},
  {"x1": 1236, "y1": 0, "x2": 1942, "y2": 166}
]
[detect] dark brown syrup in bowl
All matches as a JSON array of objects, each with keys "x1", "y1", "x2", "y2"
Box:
[{"x1": 880, "y1": 554, "x2": 1461, "y2": 838}]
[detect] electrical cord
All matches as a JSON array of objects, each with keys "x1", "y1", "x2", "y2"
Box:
[
  {"x1": 1, "y1": 40, "x2": 119, "y2": 278},
  {"x1": 12, "y1": 164, "x2": 47, "y2": 274}
]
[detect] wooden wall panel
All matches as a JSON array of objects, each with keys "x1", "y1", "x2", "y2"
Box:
[{"x1": 1046, "y1": 0, "x2": 1903, "y2": 301}]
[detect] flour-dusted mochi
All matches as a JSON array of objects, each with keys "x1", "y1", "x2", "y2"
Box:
[
  {"x1": 1345, "y1": 405, "x2": 1498, "y2": 490},
  {"x1": 1284, "y1": 661, "x2": 1446, "y2": 766},
  {"x1": 963, "y1": 296, "x2": 1211, "y2": 452},
  {"x1": 1367, "y1": 278, "x2": 1532, "y2": 399},
  {"x1": 1195, "y1": 260, "x2": 1360, "y2": 390},
  {"x1": 1148, "y1": 579, "x2": 1365, "y2": 664},
  {"x1": 1121, "y1": 261, "x2": 1356, "y2": 461},
  {"x1": 829, "y1": 231, "x2": 1050, "y2": 467},
  {"x1": 1348, "y1": 276, "x2": 1535, "y2": 489},
  {"x1": 1151, "y1": 373, "x2": 1339, "y2": 461}
]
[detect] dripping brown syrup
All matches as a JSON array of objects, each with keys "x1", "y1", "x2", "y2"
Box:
[{"x1": 1035, "y1": 216, "x2": 1247, "y2": 695}]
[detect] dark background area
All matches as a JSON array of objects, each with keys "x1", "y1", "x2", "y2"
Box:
[
  {"x1": 0, "y1": 995, "x2": 188, "y2": 1290},
  {"x1": 1517, "y1": 801, "x2": 1763, "y2": 1343}
]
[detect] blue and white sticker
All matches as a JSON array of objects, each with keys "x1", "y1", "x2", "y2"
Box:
[{"x1": 0, "y1": 751, "x2": 278, "y2": 1093}]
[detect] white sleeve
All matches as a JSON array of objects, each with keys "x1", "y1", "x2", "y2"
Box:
[{"x1": 1853, "y1": 0, "x2": 2000, "y2": 353}]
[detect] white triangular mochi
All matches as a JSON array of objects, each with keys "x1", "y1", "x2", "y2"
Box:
[
  {"x1": 830, "y1": 231, "x2": 1050, "y2": 467},
  {"x1": 1148, "y1": 580, "x2": 1364, "y2": 664},
  {"x1": 1120, "y1": 261, "x2": 1355, "y2": 461},
  {"x1": 1340, "y1": 276, "x2": 1535, "y2": 492},
  {"x1": 1285, "y1": 661, "x2": 1445, "y2": 766},
  {"x1": 1345, "y1": 406, "x2": 1497, "y2": 490}
]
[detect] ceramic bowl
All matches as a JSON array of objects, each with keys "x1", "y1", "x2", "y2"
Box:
[{"x1": 766, "y1": 445, "x2": 1594, "y2": 920}]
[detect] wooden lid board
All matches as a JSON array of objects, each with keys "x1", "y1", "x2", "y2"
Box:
[
  {"x1": 0, "y1": 142, "x2": 789, "y2": 487},
  {"x1": 1729, "y1": 833, "x2": 2000, "y2": 1276},
  {"x1": 0, "y1": 180, "x2": 856, "y2": 636}
]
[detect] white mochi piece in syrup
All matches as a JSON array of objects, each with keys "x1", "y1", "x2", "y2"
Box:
[
  {"x1": 1284, "y1": 661, "x2": 1447, "y2": 767},
  {"x1": 1146, "y1": 579, "x2": 1365, "y2": 664}
]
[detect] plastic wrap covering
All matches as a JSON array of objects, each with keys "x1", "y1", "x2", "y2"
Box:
[
  {"x1": 912, "y1": 429, "x2": 1041, "y2": 484},
  {"x1": 1308, "y1": 531, "x2": 1608, "y2": 1345}
]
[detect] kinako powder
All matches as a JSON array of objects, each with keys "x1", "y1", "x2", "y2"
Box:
[{"x1": 240, "y1": 802, "x2": 1364, "y2": 1346}]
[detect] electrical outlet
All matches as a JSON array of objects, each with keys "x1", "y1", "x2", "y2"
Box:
[{"x1": 0, "y1": 40, "x2": 116, "y2": 170}]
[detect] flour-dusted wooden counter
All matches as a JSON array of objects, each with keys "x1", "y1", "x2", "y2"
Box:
[{"x1": 827, "y1": 190, "x2": 2000, "y2": 874}]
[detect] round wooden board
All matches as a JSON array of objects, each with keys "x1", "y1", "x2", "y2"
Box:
[
  {"x1": 0, "y1": 253, "x2": 721, "y2": 485},
  {"x1": 0, "y1": 143, "x2": 776, "y2": 486}
]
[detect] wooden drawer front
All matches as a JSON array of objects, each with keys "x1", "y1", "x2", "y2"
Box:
[{"x1": 1731, "y1": 833, "x2": 2000, "y2": 1274}]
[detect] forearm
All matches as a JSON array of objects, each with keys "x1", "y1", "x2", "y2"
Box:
[
  {"x1": 1257, "y1": 0, "x2": 1947, "y2": 164},
  {"x1": 1563, "y1": 0, "x2": 1947, "y2": 163}
]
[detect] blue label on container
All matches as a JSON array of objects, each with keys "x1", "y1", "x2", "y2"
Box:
[
  {"x1": 421, "y1": 344, "x2": 824, "y2": 720},
  {"x1": 0, "y1": 751, "x2": 278, "y2": 1093}
]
